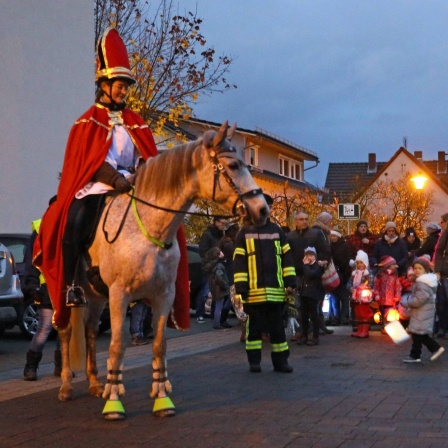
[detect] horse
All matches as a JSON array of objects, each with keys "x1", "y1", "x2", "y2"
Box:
[{"x1": 57, "y1": 121, "x2": 269, "y2": 420}]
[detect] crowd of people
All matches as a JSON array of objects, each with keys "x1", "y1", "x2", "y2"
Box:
[{"x1": 21, "y1": 27, "x2": 448, "y2": 380}]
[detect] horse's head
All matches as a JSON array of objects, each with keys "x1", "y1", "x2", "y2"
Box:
[{"x1": 201, "y1": 121, "x2": 269, "y2": 226}]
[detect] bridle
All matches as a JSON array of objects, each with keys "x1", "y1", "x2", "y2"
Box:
[
  {"x1": 209, "y1": 144, "x2": 263, "y2": 216},
  {"x1": 102, "y1": 142, "x2": 263, "y2": 248}
]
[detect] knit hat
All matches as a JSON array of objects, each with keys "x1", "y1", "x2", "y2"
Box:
[
  {"x1": 412, "y1": 255, "x2": 433, "y2": 273},
  {"x1": 356, "y1": 220, "x2": 368, "y2": 228},
  {"x1": 330, "y1": 230, "x2": 342, "y2": 238},
  {"x1": 316, "y1": 212, "x2": 333, "y2": 226},
  {"x1": 426, "y1": 222, "x2": 441, "y2": 233},
  {"x1": 384, "y1": 221, "x2": 397, "y2": 232},
  {"x1": 355, "y1": 250, "x2": 369, "y2": 269},
  {"x1": 378, "y1": 255, "x2": 397, "y2": 268},
  {"x1": 304, "y1": 246, "x2": 317, "y2": 255},
  {"x1": 405, "y1": 227, "x2": 416, "y2": 237}
]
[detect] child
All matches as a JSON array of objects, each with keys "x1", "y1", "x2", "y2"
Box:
[
  {"x1": 373, "y1": 255, "x2": 402, "y2": 332},
  {"x1": 400, "y1": 256, "x2": 445, "y2": 363},
  {"x1": 298, "y1": 246, "x2": 324, "y2": 346},
  {"x1": 203, "y1": 247, "x2": 231, "y2": 330},
  {"x1": 348, "y1": 250, "x2": 374, "y2": 338}
]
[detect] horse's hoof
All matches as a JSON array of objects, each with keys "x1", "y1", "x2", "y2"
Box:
[
  {"x1": 89, "y1": 384, "x2": 104, "y2": 398},
  {"x1": 154, "y1": 409, "x2": 176, "y2": 418},
  {"x1": 104, "y1": 412, "x2": 126, "y2": 421},
  {"x1": 58, "y1": 391, "x2": 73, "y2": 401},
  {"x1": 102, "y1": 399, "x2": 126, "y2": 421},
  {"x1": 153, "y1": 396, "x2": 176, "y2": 417},
  {"x1": 58, "y1": 388, "x2": 73, "y2": 401}
]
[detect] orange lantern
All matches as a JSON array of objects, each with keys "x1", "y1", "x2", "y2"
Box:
[
  {"x1": 386, "y1": 308, "x2": 400, "y2": 322},
  {"x1": 373, "y1": 311, "x2": 382, "y2": 324}
]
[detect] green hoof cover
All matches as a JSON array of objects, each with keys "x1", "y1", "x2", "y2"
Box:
[
  {"x1": 153, "y1": 396, "x2": 175, "y2": 413},
  {"x1": 102, "y1": 399, "x2": 125, "y2": 415}
]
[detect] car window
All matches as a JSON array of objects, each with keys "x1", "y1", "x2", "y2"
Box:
[{"x1": 0, "y1": 238, "x2": 28, "y2": 264}]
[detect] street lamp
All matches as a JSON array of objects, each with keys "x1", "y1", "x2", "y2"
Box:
[{"x1": 410, "y1": 173, "x2": 428, "y2": 190}]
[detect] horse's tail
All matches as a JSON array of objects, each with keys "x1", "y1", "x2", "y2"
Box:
[{"x1": 69, "y1": 307, "x2": 86, "y2": 372}]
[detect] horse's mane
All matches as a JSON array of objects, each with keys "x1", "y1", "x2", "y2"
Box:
[{"x1": 137, "y1": 138, "x2": 202, "y2": 197}]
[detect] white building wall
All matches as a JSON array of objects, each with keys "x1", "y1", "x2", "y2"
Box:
[
  {"x1": 0, "y1": 0, "x2": 93, "y2": 232},
  {"x1": 374, "y1": 152, "x2": 447, "y2": 224}
]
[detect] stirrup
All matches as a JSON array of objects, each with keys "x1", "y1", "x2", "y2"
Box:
[{"x1": 66, "y1": 283, "x2": 87, "y2": 307}]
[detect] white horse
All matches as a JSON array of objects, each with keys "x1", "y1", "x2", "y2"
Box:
[{"x1": 57, "y1": 121, "x2": 269, "y2": 420}]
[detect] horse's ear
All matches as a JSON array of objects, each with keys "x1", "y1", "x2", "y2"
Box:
[
  {"x1": 227, "y1": 123, "x2": 237, "y2": 141},
  {"x1": 213, "y1": 121, "x2": 229, "y2": 147}
]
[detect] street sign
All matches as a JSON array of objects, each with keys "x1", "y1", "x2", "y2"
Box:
[{"x1": 338, "y1": 203, "x2": 360, "y2": 220}]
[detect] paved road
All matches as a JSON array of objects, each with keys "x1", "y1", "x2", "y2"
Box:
[{"x1": 2, "y1": 319, "x2": 448, "y2": 448}]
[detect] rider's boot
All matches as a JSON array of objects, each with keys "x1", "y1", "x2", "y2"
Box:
[{"x1": 24, "y1": 350, "x2": 43, "y2": 381}]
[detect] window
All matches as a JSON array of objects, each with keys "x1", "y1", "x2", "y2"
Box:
[
  {"x1": 246, "y1": 145, "x2": 259, "y2": 166},
  {"x1": 279, "y1": 156, "x2": 303, "y2": 181}
]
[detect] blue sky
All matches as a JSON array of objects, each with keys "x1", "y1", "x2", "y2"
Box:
[{"x1": 179, "y1": 0, "x2": 448, "y2": 186}]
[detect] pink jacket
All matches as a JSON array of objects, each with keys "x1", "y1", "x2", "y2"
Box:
[{"x1": 374, "y1": 270, "x2": 402, "y2": 307}]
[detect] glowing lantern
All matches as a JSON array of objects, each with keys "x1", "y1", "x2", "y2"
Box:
[
  {"x1": 386, "y1": 308, "x2": 400, "y2": 322},
  {"x1": 373, "y1": 311, "x2": 382, "y2": 324},
  {"x1": 385, "y1": 320, "x2": 410, "y2": 345}
]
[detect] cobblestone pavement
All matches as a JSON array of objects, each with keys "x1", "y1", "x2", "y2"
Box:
[{"x1": 2, "y1": 323, "x2": 448, "y2": 448}]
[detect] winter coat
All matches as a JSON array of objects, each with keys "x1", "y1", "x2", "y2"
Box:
[
  {"x1": 372, "y1": 236, "x2": 408, "y2": 276},
  {"x1": 331, "y1": 238, "x2": 352, "y2": 284},
  {"x1": 300, "y1": 261, "x2": 325, "y2": 301},
  {"x1": 234, "y1": 220, "x2": 296, "y2": 304},
  {"x1": 199, "y1": 225, "x2": 225, "y2": 260},
  {"x1": 345, "y1": 230, "x2": 378, "y2": 259},
  {"x1": 374, "y1": 269, "x2": 402, "y2": 307},
  {"x1": 400, "y1": 273, "x2": 438, "y2": 335},
  {"x1": 435, "y1": 230, "x2": 448, "y2": 278},
  {"x1": 416, "y1": 230, "x2": 441, "y2": 259},
  {"x1": 287, "y1": 226, "x2": 331, "y2": 277}
]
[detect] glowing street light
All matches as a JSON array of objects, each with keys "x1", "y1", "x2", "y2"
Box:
[{"x1": 411, "y1": 173, "x2": 428, "y2": 190}]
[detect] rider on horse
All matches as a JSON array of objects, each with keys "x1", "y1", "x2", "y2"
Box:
[{"x1": 33, "y1": 27, "x2": 190, "y2": 331}]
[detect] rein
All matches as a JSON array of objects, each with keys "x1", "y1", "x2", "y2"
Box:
[{"x1": 102, "y1": 142, "x2": 263, "y2": 249}]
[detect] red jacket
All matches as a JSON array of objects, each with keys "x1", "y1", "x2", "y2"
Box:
[{"x1": 33, "y1": 104, "x2": 190, "y2": 330}]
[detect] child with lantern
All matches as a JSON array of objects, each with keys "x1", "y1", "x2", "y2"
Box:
[
  {"x1": 348, "y1": 250, "x2": 374, "y2": 338},
  {"x1": 373, "y1": 255, "x2": 402, "y2": 332},
  {"x1": 400, "y1": 256, "x2": 445, "y2": 363}
]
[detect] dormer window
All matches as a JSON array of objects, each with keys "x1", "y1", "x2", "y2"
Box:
[
  {"x1": 247, "y1": 146, "x2": 259, "y2": 166},
  {"x1": 279, "y1": 155, "x2": 303, "y2": 181}
]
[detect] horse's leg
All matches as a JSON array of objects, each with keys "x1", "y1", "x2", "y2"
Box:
[
  {"x1": 85, "y1": 298, "x2": 105, "y2": 398},
  {"x1": 58, "y1": 323, "x2": 74, "y2": 401},
  {"x1": 150, "y1": 304, "x2": 175, "y2": 417},
  {"x1": 102, "y1": 288, "x2": 128, "y2": 420}
]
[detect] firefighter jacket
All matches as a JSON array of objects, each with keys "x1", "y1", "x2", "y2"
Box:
[{"x1": 233, "y1": 221, "x2": 296, "y2": 304}]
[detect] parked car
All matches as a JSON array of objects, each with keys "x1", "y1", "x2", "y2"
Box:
[
  {"x1": 0, "y1": 242, "x2": 24, "y2": 337},
  {"x1": 0, "y1": 234, "x2": 204, "y2": 337}
]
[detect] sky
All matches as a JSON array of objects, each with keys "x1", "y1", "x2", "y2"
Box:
[{"x1": 178, "y1": 0, "x2": 448, "y2": 187}]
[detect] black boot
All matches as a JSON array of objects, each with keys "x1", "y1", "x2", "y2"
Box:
[
  {"x1": 271, "y1": 351, "x2": 293, "y2": 373},
  {"x1": 23, "y1": 350, "x2": 43, "y2": 381},
  {"x1": 319, "y1": 315, "x2": 334, "y2": 335},
  {"x1": 54, "y1": 349, "x2": 62, "y2": 377},
  {"x1": 247, "y1": 349, "x2": 262, "y2": 373}
]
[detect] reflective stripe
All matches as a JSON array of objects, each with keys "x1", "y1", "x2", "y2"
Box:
[
  {"x1": 246, "y1": 339, "x2": 262, "y2": 350},
  {"x1": 246, "y1": 238, "x2": 257, "y2": 290},
  {"x1": 282, "y1": 243, "x2": 291, "y2": 254},
  {"x1": 234, "y1": 247, "x2": 246, "y2": 258},
  {"x1": 234, "y1": 272, "x2": 248, "y2": 282},
  {"x1": 271, "y1": 341, "x2": 289, "y2": 353},
  {"x1": 283, "y1": 267, "x2": 296, "y2": 277},
  {"x1": 275, "y1": 240, "x2": 283, "y2": 287}
]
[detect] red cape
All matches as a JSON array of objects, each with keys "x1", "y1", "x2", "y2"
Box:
[{"x1": 33, "y1": 104, "x2": 190, "y2": 330}]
